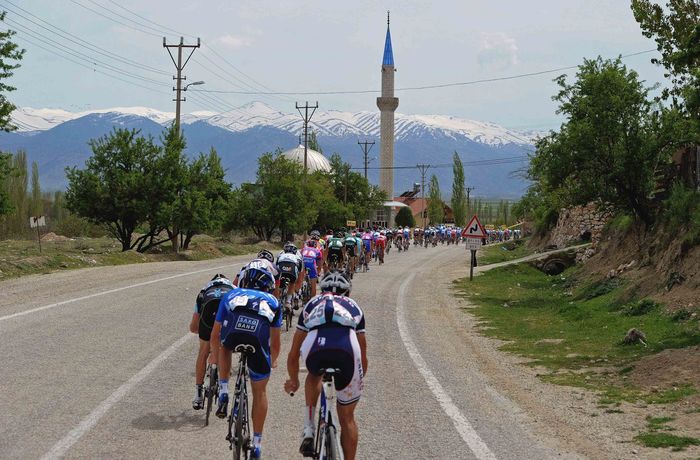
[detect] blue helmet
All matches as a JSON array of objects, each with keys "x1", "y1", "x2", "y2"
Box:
[{"x1": 239, "y1": 267, "x2": 275, "y2": 292}]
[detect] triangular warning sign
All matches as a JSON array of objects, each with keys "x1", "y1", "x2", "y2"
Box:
[{"x1": 461, "y1": 215, "x2": 487, "y2": 238}]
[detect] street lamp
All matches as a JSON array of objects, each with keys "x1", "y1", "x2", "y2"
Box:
[{"x1": 183, "y1": 80, "x2": 205, "y2": 91}]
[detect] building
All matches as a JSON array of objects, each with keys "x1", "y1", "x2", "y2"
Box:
[
  {"x1": 280, "y1": 144, "x2": 332, "y2": 173},
  {"x1": 395, "y1": 188, "x2": 454, "y2": 227},
  {"x1": 375, "y1": 12, "x2": 400, "y2": 227}
]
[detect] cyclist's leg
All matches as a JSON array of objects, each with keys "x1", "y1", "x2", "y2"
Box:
[
  {"x1": 337, "y1": 401, "x2": 359, "y2": 460},
  {"x1": 249, "y1": 378, "x2": 270, "y2": 436},
  {"x1": 196, "y1": 339, "x2": 210, "y2": 385}
]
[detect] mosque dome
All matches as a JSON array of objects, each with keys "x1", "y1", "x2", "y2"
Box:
[{"x1": 281, "y1": 145, "x2": 332, "y2": 173}]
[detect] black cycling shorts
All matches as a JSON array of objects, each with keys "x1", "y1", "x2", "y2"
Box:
[
  {"x1": 198, "y1": 299, "x2": 220, "y2": 341},
  {"x1": 345, "y1": 245, "x2": 356, "y2": 257}
]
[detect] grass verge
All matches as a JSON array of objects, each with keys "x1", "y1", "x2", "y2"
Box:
[
  {"x1": 478, "y1": 238, "x2": 534, "y2": 265},
  {"x1": 635, "y1": 416, "x2": 700, "y2": 451},
  {"x1": 454, "y1": 263, "x2": 700, "y2": 404},
  {"x1": 0, "y1": 234, "x2": 274, "y2": 280}
]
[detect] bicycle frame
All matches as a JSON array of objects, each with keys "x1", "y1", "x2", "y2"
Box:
[
  {"x1": 228, "y1": 346, "x2": 253, "y2": 459},
  {"x1": 315, "y1": 369, "x2": 343, "y2": 460}
]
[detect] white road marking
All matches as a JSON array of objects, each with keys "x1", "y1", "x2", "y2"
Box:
[
  {"x1": 41, "y1": 333, "x2": 193, "y2": 459},
  {"x1": 397, "y1": 272, "x2": 498, "y2": 460},
  {"x1": 0, "y1": 263, "x2": 235, "y2": 323}
]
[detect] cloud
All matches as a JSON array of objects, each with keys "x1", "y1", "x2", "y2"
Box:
[
  {"x1": 213, "y1": 34, "x2": 253, "y2": 49},
  {"x1": 477, "y1": 33, "x2": 518, "y2": 70}
]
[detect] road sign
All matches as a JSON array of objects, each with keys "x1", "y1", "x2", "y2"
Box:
[
  {"x1": 465, "y1": 239, "x2": 482, "y2": 250},
  {"x1": 346, "y1": 220, "x2": 356, "y2": 227},
  {"x1": 461, "y1": 215, "x2": 487, "y2": 238},
  {"x1": 29, "y1": 216, "x2": 46, "y2": 228}
]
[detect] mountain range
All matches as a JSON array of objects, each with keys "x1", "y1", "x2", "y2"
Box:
[{"x1": 2, "y1": 102, "x2": 536, "y2": 198}]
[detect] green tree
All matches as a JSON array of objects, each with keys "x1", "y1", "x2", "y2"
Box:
[
  {"x1": 229, "y1": 151, "x2": 326, "y2": 241},
  {"x1": 308, "y1": 131, "x2": 323, "y2": 153},
  {"x1": 632, "y1": 0, "x2": 700, "y2": 129},
  {"x1": 325, "y1": 153, "x2": 385, "y2": 225},
  {"x1": 528, "y1": 57, "x2": 676, "y2": 224},
  {"x1": 451, "y1": 152, "x2": 467, "y2": 226},
  {"x1": 0, "y1": 12, "x2": 25, "y2": 132},
  {"x1": 0, "y1": 152, "x2": 11, "y2": 217},
  {"x1": 65, "y1": 128, "x2": 161, "y2": 251},
  {"x1": 177, "y1": 148, "x2": 231, "y2": 250},
  {"x1": 0, "y1": 150, "x2": 28, "y2": 237},
  {"x1": 395, "y1": 206, "x2": 416, "y2": 228},
  {"x1": 30, "y1": 161, "x2": 41, "y2": 216},
  {"x1": 427, "y1": 174, "x2": 444, "y2": 225}
]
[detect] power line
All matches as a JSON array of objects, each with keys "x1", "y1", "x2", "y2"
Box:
[
  {"x1": 68, "y1": 0, "x2": 162, "y2": 38},
  {"x1": 8, "y1": 19, "x2": 169, "y2": 88},
  {"x1": 193, "y1": 49, "x2": 658, "y2": 96},
  {"x1": 0, "y1": 0, "x2": 170, "y2": 76}
]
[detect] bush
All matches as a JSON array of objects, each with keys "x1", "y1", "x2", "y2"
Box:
[
  {"x1": 395, "y1": 206, "x2": 416, "y2": 228},
  {"x1": 621, "y1": 299, "x2": 660, "y2": 316},
  {"x1": 55, "y1": 214, "x2": 106, "y2": 238}
]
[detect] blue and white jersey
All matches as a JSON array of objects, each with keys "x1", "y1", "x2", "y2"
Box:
[
  {"x1": 297, "y1": 293, "x2": 365, "y2": 333},
  {"x1": 216, "y1": 287, "x2": 282, "y2": 327}
]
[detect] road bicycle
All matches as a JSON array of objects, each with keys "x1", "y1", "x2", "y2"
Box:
[
  {"x1": 313, "y1": 368, "x2": 343, "y2": 460},
  {"x1": 279, "y1": 276, "x2": 294, "y2": 331},
  {"x1": 204, "y1": 363, "x2": 219, "y2": 426},
  {"x1": 227, "y1": 344, "x2": 255, "y2": 460},
  {"x1": 301, "y1": 273, "x2": 312, "y2": 302}
]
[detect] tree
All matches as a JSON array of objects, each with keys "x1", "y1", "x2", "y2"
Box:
[
  {"x1": 632, "y1": 0, "x2": 700, "y2": 129},
  {"x1": 308, "y1": 131, "x2": 323, "y2": 153},
  {"x1": 324, "y1": 153, "x2": 385, "y2": 226},
  {"x1": 451, "y1": 152, "x2": 467, "y2": 226},
  {"x1": 528, "y1": 57, "x2": 677, "y2": 224},
  {"x1": 427, "y1": 174, "x2": 444, "y2": 225},
  {"x1": 65, "y1": 128, "x2": 161, "y2": 251},
  {"x1": 177, "y1": 149, "x2": 231, "y2": 250},
  {"x1": 30, "y1": 161, "x2": 41, "y2": 217},
  {"x1": 395, "y1": 206, "x2": 415, "y2": 228},
  {"x1": 0, "y1": 12, "x2": 25, "y2": 132},
  {"x1": 0, "y1": 150, "x2": 28, "y2": 237},
  {"x1": 0, "y1": 153, "x2": 11, "y2": 217}
]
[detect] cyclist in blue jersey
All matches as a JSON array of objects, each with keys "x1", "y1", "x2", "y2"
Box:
[
  {"x1": 285, "y1": 271, "x2": 367, "y2": 460},
  {"x1": 189, "y1": 273, "x2": 235, "y2": 410},
  {"x1": 211, "y1": 267, "x2": 282, "y2": 459}
]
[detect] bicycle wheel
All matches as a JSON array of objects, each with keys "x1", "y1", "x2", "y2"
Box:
[
  {"x1": 205, "y1": 374, "x2": 213, "y2": 426},
  {"x1": 326, "y1": 424, "x2": 341, "y2": 460},
  {"x1": 234, "y1": 389, "x2": 249, "y2": 460}
]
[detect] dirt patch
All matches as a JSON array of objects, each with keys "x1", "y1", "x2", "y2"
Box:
[
  {"x1": 40, "y1": 232, "x2": 72, "y2": 242},
  {"x1": 629, "y1": 346, "x2": 700, "y2": 390}
]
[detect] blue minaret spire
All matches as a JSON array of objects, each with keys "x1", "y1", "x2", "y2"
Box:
[{"x1": 382, "y1": 11, "x2": 394, "y2": 66}]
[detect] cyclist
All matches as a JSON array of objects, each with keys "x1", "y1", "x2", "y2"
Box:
[
  {"x1": 343, "y1": 230, "x2": 358, "y2": 273},
  {"x1": 360, "y1": 228, "x2": 373, "y2": 269},
  {"x1": 276, "y1": 242, "x2": 305, "y2": 309},
  {"x1": 353, "y1": 231, "x2": 363, "y2": 272},
  {"x1": 284, "y1": 271, "x2": 367, "y2": 460},
  {"x1": 301, "y1": 237, "x2": 323, "y2": 297},
  {"x1": 212, "y1": 267, "x2": 282, "y2": 459},
  {"x1": 189, "y1": 273, "x2": 235, "y2": 410},
  {"x1": 325, "y1": 230, "x2": 345, "y2": 270},
  {"x1": 375, "y1": 231, "x2": 387, "y2": 264}
]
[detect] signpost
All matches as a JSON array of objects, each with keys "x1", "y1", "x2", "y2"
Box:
[
  {"x1": 461, "y1": 215, "x2": 487, "y2": 281},
  {"x1": 346, "y1": 220, "x2": 357, "y2": 228},
  {"x1": 29, "y1": 216, "x2": 46, "y2": 253}
]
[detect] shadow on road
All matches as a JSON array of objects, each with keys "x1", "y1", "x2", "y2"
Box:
[{"x1": 131, "y1": 411, "x2": 207, "y2": 432}]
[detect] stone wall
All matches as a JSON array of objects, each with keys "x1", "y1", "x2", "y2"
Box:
[{"x1": 549, "y1": 203, "x2": 612, "y2": 251}]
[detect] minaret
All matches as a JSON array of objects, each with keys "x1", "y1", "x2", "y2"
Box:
[{"x1": 377, "y1": 12, "x2": 398, "y2": 207}]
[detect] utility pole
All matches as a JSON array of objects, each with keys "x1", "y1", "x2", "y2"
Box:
[
  {"x1": 295, "y1": 101, "x2": 318, "y2": 172},
  {"x1": 357, "y1": 140, "x2": 375, "y2": 180},
  {"x1": 417, "y1": 164, "x2": 431, "y2": 228},
  {"x1": 163, "y1": 37, "x2": 200, "y2": 134},
  {"x1": 465, "y1": 186, "x2": 475, "y2": 217}
]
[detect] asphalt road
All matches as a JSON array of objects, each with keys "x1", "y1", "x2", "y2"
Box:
[{"x1": 0, "y1": 244, "x2": 582, "y2": 459}]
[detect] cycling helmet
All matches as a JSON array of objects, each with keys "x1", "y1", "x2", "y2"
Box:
[
  {"x1": 257, "y1": 249, "x2": 274, "y2": 263},
  {"x1": 334, "y1": 230, "x2": 344, "y2": 238},
  {"x1": 306, "y1": 239, "x2": 318, "y2": 248},
  {"x1": 310, "y1": 230, "x2": 321, "y2": 239},
  {"x1": 283, "y1": 242, "x2": 298, "y2": 253},
  {"x1": 239, "y1": 267, "x2": 275, "y2": 292},
  {"x1": 211, "y1": 273, "x2": 227, "y2": 281},
  {"x1": 319, "y1": 271, "x2": 352, "y2": 296}
]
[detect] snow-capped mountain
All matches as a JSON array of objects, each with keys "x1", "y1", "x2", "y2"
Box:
[
  {"x1": 2, "y1": 102, "x2": 533, "y2": 197},
  {"x1": 12, "y1": 102, "x2": 535, "y2": 147}
]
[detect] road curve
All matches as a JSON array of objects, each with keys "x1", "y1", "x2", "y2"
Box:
[{"x1": 0, "y1": 245, "x2": 582, "y2": 459}]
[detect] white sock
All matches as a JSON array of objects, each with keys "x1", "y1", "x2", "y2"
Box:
[{"x1": 220, "y1": 380, "x2": 229, "y2": 395}]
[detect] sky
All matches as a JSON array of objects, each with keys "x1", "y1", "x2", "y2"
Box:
[{"x1": 5, "y1": 0, "x2": 667, "y2": 130}]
